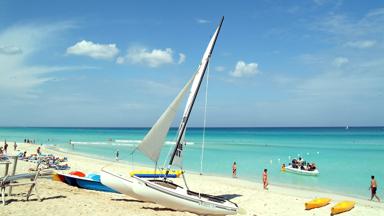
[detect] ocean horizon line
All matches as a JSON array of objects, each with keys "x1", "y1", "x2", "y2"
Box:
[{"x1": 0, "y1": 125, "x2": 383, "y2": 129}]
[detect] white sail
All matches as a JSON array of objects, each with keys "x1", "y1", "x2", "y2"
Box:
[
  {"x1": 172, "y1": 140, "x2": 185, "y2": 168},
  {"x1": 137, "y1": 77, "x2": 193, "y2": 162},
  {"x1": 169, "y1": 17, "x2": 224, "y2": 168}
]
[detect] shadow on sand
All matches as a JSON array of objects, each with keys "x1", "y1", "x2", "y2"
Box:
[
  {"x1": 111, "y1": 198, "x2": 145, "y2": 203},
  {"x1": 5, "y1": 195, "x2": 66, "y2": 205},
  {"x1": 142, "y1": 206, "x2": 176, "y2": 212},
  {"x1": 215, "y1": 194, "x2": 242, "y2": 200}
]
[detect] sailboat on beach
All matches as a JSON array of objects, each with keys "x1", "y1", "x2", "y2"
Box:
[{"x1": 100, "y1": 17, "x2": 238, "y2": 215}]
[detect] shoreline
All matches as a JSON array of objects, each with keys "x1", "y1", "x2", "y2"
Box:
[
  {"x1": 1, "y1": 141, "x2": 383, "y2": 216},
  {"x1": 23, "y1": 142, "x2": 381, "y2": 201},
  {"x1": 43, "y1": 143, "x2": 375, "y2": 201}
]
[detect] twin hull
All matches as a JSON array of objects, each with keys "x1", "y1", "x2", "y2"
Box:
[{"x1": 100, "y1": 169, "x2": 238, "y2": 215}]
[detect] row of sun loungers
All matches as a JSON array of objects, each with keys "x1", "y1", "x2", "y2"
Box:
[{"x1": 17, "y1": 153, "x2": 70, "y2": 170}]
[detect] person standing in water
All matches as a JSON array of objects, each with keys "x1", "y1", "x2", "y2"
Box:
[
  {"x1": 370, "y1": 175, "x2": 381, "y2": 202},
  {"x1": 263, "y1": 169, "x2": 268, "y2": 190},
  {"x1": 232, "y1": 162, "x2": 237, "y2": 178},
  {"x1": 115, "y1": 149, "x2": 119, "y2": 161}
]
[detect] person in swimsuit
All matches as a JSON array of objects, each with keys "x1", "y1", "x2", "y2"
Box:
[
  {"x1": 232, "y1": 162, "x2": 237, "y2": 178},
  {"x1": 115, "y1": 149, "x2": 119, "y2": 161},
  {"x1": 370, "y1": 175, "x2": 381, "y2": 202},
  {"x1": 263, "y1": 169, "x2": 268, "y2": 190}
]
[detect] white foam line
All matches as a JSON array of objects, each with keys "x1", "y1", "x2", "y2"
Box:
[
  {"x1": 165, "y1": 141, "x2": 194, "y2": 145},
  {"x1": 115, "y1": 139, "x2": 141, "y2": 143}
]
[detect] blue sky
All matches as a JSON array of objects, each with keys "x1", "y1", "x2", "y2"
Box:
[{"x1": 0, "y1": 0, "x2": 383, "y2": 127}]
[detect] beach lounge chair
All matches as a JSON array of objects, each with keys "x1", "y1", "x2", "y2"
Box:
[{"x1": 0, "y1": 164, "x2": 41, "y2": 205}]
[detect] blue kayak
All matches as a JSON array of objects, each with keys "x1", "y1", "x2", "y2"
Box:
[
  {"x1": 57, "y1": 172, "x2": 118, "y2": 193},
  {"x1": 76, "y1": 173, "x2": 118, "y2": 193}
]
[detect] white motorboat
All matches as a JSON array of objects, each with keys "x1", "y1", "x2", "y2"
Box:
[{"x1": 285, "y1": 165, "x2": 319, "y2": 176}]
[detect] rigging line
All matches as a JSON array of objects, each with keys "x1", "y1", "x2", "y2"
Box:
[{"x1": 200, "y1": 61, "x2": 210, "y2": 175}]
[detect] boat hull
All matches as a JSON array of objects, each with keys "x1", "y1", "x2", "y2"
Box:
[
  {"x1": 331, "y1": 201, "x2": 355, "y2": 215},
  {"x1": 285, "y1": 165, "x2": 319, "y2": 176},
  {"x1": 100, "y1": 169, "x2": 147, "y2": 200},
  {"x1": 130, "y1": 170, "x2": 182, "y2": 178},
  {"x1": 76, "y1": 175, "x2": 118, "y2": 193},
  {"x1": 57, "y1": 172, "x2": 118, "y2": 193},
  {"x1": 133, "y1": 176, "x2": 238, "y2": 215},
  {"x1": 305, "y1": 198, "x2": 331, "y2": 210},
  {"x1": 58, "y1": 173, "x2": 79, "y2": 186}
]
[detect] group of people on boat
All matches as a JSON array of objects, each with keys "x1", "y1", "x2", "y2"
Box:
[{"x1": 290, "y1": 157, "x2": 317, "y2": 171}]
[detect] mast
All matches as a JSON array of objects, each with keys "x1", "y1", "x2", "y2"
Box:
[{"x1": 167, "y1": 16, "x2": 224, "y2": 168}]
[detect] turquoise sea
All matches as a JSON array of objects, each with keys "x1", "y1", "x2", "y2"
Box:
[{"x1": 1, "y1": 127, "x2": 383, "y2": 199}]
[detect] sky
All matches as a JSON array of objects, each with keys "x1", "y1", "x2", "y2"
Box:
[{"x1": 0, "y1": 0, "x2": 383, "y2": 127}]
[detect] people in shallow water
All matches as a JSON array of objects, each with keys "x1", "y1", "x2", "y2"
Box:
[
  {"x1": 370, "y1": 175, "x2": 381, "y2": 202},
  {"x1": 281, "y1": 163, "x2": 286, "y2": 172},
  {"x1": 290, "y1": 158, "x2": 317, "y2": 171},
  {"x1": 232, "y1": 161, "x2": 237, "y2": 178},
  {"x1": 263, "y1": 169, "x2": 268, "y2": 190}
]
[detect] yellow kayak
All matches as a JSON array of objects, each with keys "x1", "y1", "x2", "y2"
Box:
[
  {"x1": 331, "y1": 201, "x2": 355, "y2": 215},
  {"x1": 305, "y1": 198, "x2": 331, "y2": 210},
  {"x1": 129, "y1": 169, "x2": 183, "y2": 178}
]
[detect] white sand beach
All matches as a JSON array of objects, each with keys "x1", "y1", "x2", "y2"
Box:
[{"x1": 1, "y1": 142, "x2": 383, "y2": 216}]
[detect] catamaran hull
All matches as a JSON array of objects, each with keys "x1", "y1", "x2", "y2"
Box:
[
  {"x1": 133, "y1": 177, "x2": 238, "y2": 215},
  {"x1": 100, "y1": 169, "x2": 154, "y2": 201}
]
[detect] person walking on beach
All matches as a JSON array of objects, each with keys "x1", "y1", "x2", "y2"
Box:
[
  {"x1": 370, "y1": 175, "x2": 381, "y2": 202},
  {"x1": 115, "y1": 149, "x2": 119, "y2": 161},
  {"x1": 232, "y1": 162, "x2": 237, "y2": 178},
  {"x1": 13, "y1": 142, "x2": 17, "y2": 151},
  {"x1": 263, "y1": 169, "x2": 268, "y2": 190}
]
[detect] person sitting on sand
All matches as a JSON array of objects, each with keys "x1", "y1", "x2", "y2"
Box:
[
  {"x1": 263, "y1": 169, "x2": 268, "y2": 190},
  {"x1": 370, "y1": 175, "x2": 381, "y2": 202},
  {"x1": 232, "y1": 162, "x2": 237, "y2": 178}
]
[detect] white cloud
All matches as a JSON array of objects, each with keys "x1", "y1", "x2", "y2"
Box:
[
  {"x1": 345, "y1": 40, "x2": 376, "y2": 49},
  {"x1": 366, "y1": 7, "x2": 384, "y2": 17},
  {"x1": 333, "y1": 57, "x2": 349, "y2": 67},
  {"x1": 230, "y1": 61, "x2": 259, "y2": 77},
  {"x1": 196, "y1": 19, "x2": 210, "y2": 24},
  {"x1": 66, "y1": 40, "x2": 119, "y2": 60},
  {"x1": 215, "y1": 66, "x2": 226, "y2": 72},
  {"x1": 116, "y1": 56, "x2": 125, "y2": 64},
  {"x1": 121, "y1": 47, "x2": 184, "y2": 68},
  {"x1": 127, "y1": 48, "x2": 173, "y2": 67},
  {"x1": 0, "y1": 22, "x2": 93, "y2": 98},
  {"x1": 0, "y1": 45, "x2": 22, "y2": 55},
  {"x1": 314, "y1": 8, "x2": 384, "y2": 38},
  {"x1": 178, "y1": 53, "x2": 186, "y2": 64}
]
